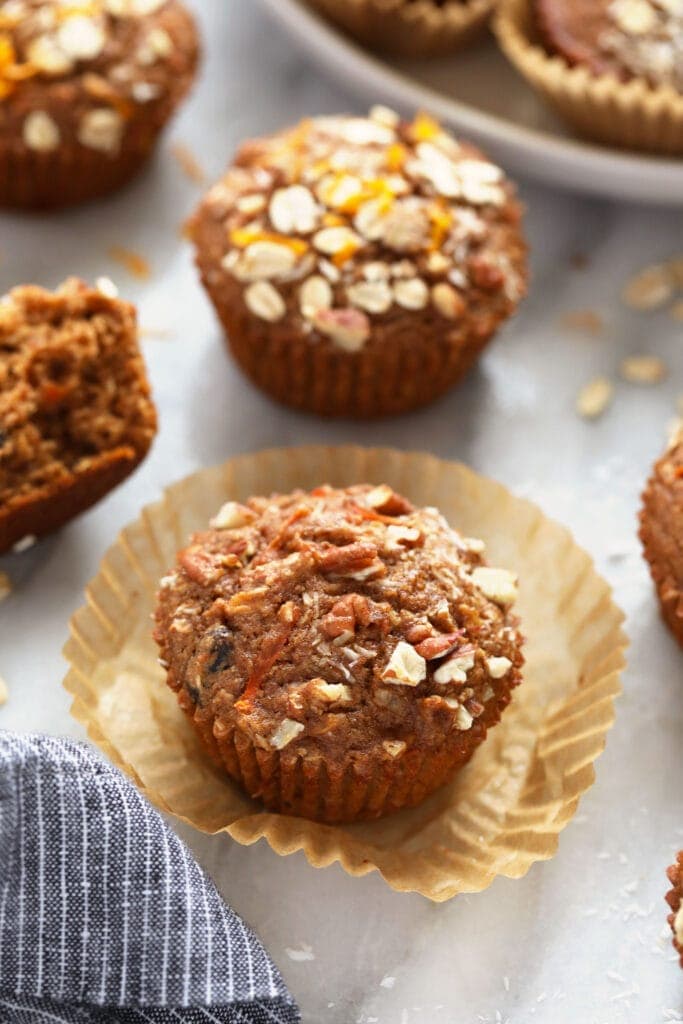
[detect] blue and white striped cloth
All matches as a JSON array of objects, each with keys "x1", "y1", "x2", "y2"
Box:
[{"x1": 0, "y1": 733, "x2": 300, "y2": 1024}]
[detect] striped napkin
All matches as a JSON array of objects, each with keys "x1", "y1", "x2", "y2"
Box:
[{"x1": 0, "y1": 732, "x2": 300, "y2": 1024}]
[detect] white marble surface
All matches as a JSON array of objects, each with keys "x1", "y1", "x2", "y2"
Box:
[{"x1": 1, "y1": 2, "x2": 683, "y2": 1021}]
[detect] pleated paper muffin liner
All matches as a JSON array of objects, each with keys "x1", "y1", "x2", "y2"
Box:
[
  {"x1": 494, "y1": 0, "x2": 683, "y2": 155},
  {"x1": 63, "y1": 446, "x2": 627, "y2": 901},
  {"x1": 306, "y1": 0, "x2": 494, "y2": 58}
]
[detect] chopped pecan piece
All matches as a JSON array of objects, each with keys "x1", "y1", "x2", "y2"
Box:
[
  {"x1": 320, "y1": 593, "x2": 379, "y2": 638},
  {"x1": 365, "y1": 485, "x2": 413, "y2": 516},
  {"x1": 469, "y1": 257, "x2": 505, "y2": 291},
  {"x1": 414, "y1": 631, "x2": 461, "y2": 661},
  {"x1": 405, "y1": 622, "x2": 432, "y2": 644},
  {"x1": 318, "y1": 541, "x2": 379, "y2": 575},
  {"x1": 179, "y1": 545, "x2": 224, "y2": 587}
]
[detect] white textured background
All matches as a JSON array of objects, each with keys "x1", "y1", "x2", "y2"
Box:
[{"x1": 1, "y1": 3, "x2": 683, "y2": 1021}]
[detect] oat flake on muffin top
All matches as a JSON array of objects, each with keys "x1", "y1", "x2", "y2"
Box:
[{"x1": 192, "y1": 107, "x2": 526, "y2": 353}]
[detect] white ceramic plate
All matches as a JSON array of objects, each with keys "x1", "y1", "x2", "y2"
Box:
[{"x1": 258, "y1": 0, "x2": 683, "y2": 206}]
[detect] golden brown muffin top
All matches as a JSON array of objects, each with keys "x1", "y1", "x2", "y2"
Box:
[
  {"x1": 190, "y1": 108, "x2": 526, "y2": 353},
  {"x1": 537, "y1": 0, "x2": 683, "y2": 91},
  {"x1": 154, "y1": 484, "x2": 524, "y2": 761},
  {"x1": 0, "y1": 0, "x2": 198, "y2": 155}
]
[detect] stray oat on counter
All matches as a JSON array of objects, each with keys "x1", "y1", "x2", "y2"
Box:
[
  {"x1": 154, "y1": 484, "x2": 524, "y2": 824},
  {"x1": 188, "y1": 107, "x2": 528, "y2": 418},
  {"x1": 640, "y1": 421, "x2": 683, "y2": 648},
  {"x1": 0, "y1": 278, "x2": 157, "y2": 553},
  {"x1": 0, "y1": 0, "x2": 199, "y2": 208}
]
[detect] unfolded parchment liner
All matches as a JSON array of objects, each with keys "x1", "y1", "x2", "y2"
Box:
[
  {"x1": 495, "y1": 0, "x2": 683, "y2": 155},
  {"x1": 305, "y1": 0, "x2": 494, "y2": 58},
  {"x1": 63, "y1": 446, "x2": 627, "y2": 901}
]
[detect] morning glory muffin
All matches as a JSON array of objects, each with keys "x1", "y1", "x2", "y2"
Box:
[
  {"x1": 0, "y1": 277, "x2": 156, "y2": 553},
  {"x1": 153, "y1": 483, "x2": 524, "y2": 824},
  {"x1": 536, "y1": 0, "x2": 683, "y2": 90},
  {"x1": 0, "y1": 0, "x2": 199, "y2": 208},
  {"x1": 495, "y1": 0, "x2": 683, "y2": 154},
  {"x1": 306, "y1": 0, "x2": 496, "y2": 57},
  {"x1": 639, "y1": 423, "x2": 683, "y2": 648},
  {"x1": 667, "y1": 852, "x2": 683, "y2": 968},
  {"x1": 188, "y1": 107, "x2": 528, "y2": 418}
]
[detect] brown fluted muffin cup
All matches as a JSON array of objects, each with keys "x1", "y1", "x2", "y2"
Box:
[
  {"x1": 639, "y1": 424, "x2": 683, "y2": 648},
  {"x1": 188, "y1": 107, "x2": 528, "y2": 419}
]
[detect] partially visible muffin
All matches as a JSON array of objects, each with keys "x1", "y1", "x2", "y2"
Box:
[
  {"x1": 0, "y1": 0, "x2": 199, "y2": 208},
  {"x1": 189, "y1": 107, "x2": 527, "y2": 418},
  {"x1": 154, "y1": 483, "x2": 524, "y2": 824},
  {"x1": 307, "y1": 0, "x2": 495, "y2": 57},
  {"x1": 667, "y1": 851, "x2": 683, "y2": 967},
  {"x1": 0, "y1": 278, "x2": 156, "y2": 553},
  {"x1": 536, "y1": 0, "x2": 683, "y2": 91},
  {"x1": 639, "y1": 423, "x2": 683, "y2": 648}
]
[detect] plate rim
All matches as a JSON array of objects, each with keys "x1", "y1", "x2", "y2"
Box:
[{"x1": 257, "y1": 0, "x2": 683, "y2": 205}]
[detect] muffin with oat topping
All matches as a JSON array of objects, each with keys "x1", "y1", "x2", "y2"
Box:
[
  {"x1": 495, "y1": 0, "x2": 683, "y2": 154},
  {"x1": 0, "y1": 0, "x2": 199, "y2": 209},
  {"x1": 639, "y1": 423, "x2": 683, "y2": 648},
  {"x1": 307, "y1": 0, "x2": 496, "y2": 58},
  {"x1": 666, "y1": 851, "x2": 683, "y2": 968},
  {"x1": 536, "y1": 0, "x2": 683, "y2": 91},
  {"x1": 188, "y1": 107, "x2": 527, "y2": 418},
  {"x1": 153, "y1": 484, "x2": 524, "y2": 824},
  {"x1": 0, "y1": 277, "x2": 156, "y2": 553}
]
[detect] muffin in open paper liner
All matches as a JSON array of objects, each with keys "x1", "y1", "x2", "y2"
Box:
[
  {"x1": 63, "y1": 446, "x2": 626, "y2": 901},
  {"x1": 494, "y1": 0, "x2": 683, "y2": 155},
  {"x1": 306, "y1": 0, "x2": 495, "y2": 57}
]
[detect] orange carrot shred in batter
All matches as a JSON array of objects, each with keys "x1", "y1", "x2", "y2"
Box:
[{"x1": 236, "y1": 626, "x2": 291, "y2": 710}]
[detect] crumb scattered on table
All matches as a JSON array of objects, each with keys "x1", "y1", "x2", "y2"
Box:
[
  {"x1": 108, "y1": 246, "x2": 151, "y2": 280},
  {"x1": 171, "y1": 141, "x2": 206, "y2": 184},
  {"x1": 560, "y1": 309, "x2": 604, "y2": 335}
]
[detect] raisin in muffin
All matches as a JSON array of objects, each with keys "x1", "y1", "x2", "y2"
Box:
[
  {"x1": 188, "y1": 107, "x2": 528, "y2": 419},
  {"x1": 0, "y1": 0, "x2": 199, "y2": 208},
  {"x1": 154, "y1": 484, "x2": 524, "y2": 824},
  {"x1": 639, "y1": 423, "x2": 683, "y2": 648},
  {"x1": 0, "y1": 278, "x2": 156, "y2": 553},
  {"x1": 667, "y1": 852, "x2": 683, "y2": 968},
  {"x1": 536, "y1": 0, "x2": 682, "y2": 91},
  {"x1": 307, "y1": 0, "x2": 495, "y2": 58}
]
